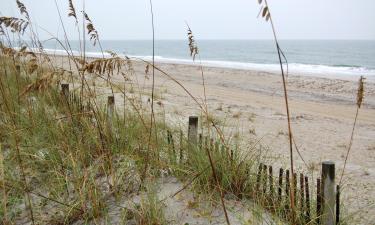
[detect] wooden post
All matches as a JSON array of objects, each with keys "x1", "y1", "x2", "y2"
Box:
[
  {"x1": 317, "y1": 178, "x2": 322, "y2": 224},
  {"x1": 269, "y1": 166, "x2": 274, "y2": 208},
  {"x1": 305, "y1": 176, "x2": 311, "y2": 223},
  {"x1": 107, "y1": 96, "x2": 115, "y2": 136},
  {"x1": 293, "y1": 173, "x2": 297, "y2": 206},
  {"x1": 167, "y1": 130, "x2": 175, "y2": 156},
  {"x1": 321, "y1": 161, "x2": 335, "y2": 225},
  {"x1": 256, "y1": 163, "x2": 263, "y2": 194},
  {"x1": 336, "y1": 185, "x2": 340, "y2": 225},
  {"x1": 179, "y1": 130, "x2": 183, "y2": 162},
  {"x1": 285, "y1": 169, "x2": 290, "y2": 213},
  {"x1": 15, "y1": 65, "x2": 21, "y2": 74},
  {"x1": 278, "y1": 168, "x2": 284, "y2": 204},
  {"x1": 188, "y1": 116, "x2": 198, "y2": 147},
  {"x1": 198, "y1": 133, "x2": 203, "y2": 150},
  {"x1": 61, "y1": 84, "x2": 69, "y2": 99},
  {"x1": 263, "y1": 164, "x2": 268, "y2": 197},
  {"x1": 269, "y1": 166, "x2": 274, "y2": 196},
  {"x1": 299, "y1": 173, "x2": 305, "y2": 222}
]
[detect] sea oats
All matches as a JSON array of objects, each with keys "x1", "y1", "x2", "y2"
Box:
[
  {"x1": 83, "y1": 12, "x2": 99, "y2": 46},
  {"x1": 0, "y1": 17, "x2": 29, "y2": 34},
  {"x1": 357, "y1": 76, "x2": 365, "y2": 108},
  {"x1": 16, "y1": 0, "x2": 30, "y2": 20}
]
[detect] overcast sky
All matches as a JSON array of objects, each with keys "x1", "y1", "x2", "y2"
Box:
[{"x1": 1, "y1": 0, "x2": 375, "y2": 40}]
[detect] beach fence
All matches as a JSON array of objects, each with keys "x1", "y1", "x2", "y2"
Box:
[
  {"x1": 59, "y1": 84, "x2": 341, "y2": 225},
  {"x1": 181, "y1": 115, "x2": 342, "y2": 225}
]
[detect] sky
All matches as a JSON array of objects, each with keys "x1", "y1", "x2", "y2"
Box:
[{"x1": 1, "y1": 0, "x2": 375, "y2": 40}]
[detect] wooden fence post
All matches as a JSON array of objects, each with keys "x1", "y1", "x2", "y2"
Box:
[
  {"x1": 317, "y1": 178, "x2": 322, "y2": 224},
  {"x1": 269, "y1": 166, "x2": 274, "y2": 197},
  {"x1": 293, "y1": 173, "x2": 297, "y2": 206},
  {"x1": 199, "y1": 133, "x2": 203, "y2": 150},
  {"x1": 263, "y1": 164, "x2": 268, "y2": 196},
  {"x1": 61, "y1": 84, "x2": 69, "y2": 99},
  {"x1": 321, "y1": 161, "x2": 335, "y2": 225},
  {"x1": 285, "y1": 169, "x2": 290, "y2": 216},
  {"x1": 107, "y1": 95, "x2": 115, "y2": 119},
  {"x1": 179, "y1": 130, "x2": 183, "y2": 162},
  {"x1": 167, "y1": 130, "x2": 175, "y2": 157},
  {"x1": 305, "y1": 176, "x2": 311, "y2": 222},
  {"x1": 278, "y1": 168, "x2": 284, "y2": 204},
  {"x1": 256, "y1": 163, "x2": 263, "y2": 194},
  {"x1": 336, "y1": 185, "x2": 340, "y2": 225},
  {"x1": 299, "y1": 173, "x2": 305, "y2": 222},
  {"x1": 188, "y1": 116, "x2": 198, "y2": 147},
  {"x1": 268, "y1": 166, "x2": 274, "y2": 208}
]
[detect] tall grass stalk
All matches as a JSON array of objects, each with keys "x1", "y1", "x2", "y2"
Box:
[
  {"x1": 339, "y1": 76, "x2": 365, "y2": 185},
  {"x1": 259, "y1": 0, "x2": 296, "y2": 223}
]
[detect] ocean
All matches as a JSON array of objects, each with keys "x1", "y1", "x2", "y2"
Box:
[{"x1": 42, "y1": 40, "x2": 375, "y2": 79}]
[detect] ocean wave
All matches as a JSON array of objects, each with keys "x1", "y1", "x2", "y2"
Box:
[{"x1": 41, "y1": 48, "x2": 375, "y2": 80}]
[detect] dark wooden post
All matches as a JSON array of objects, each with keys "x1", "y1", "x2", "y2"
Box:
[
  {"x1": 61, "y1": 84, "x2": 69, "y2": 99},
  {"x1": 305, "y1": 176, "x2": 311, "y2": 223},
  {"x1": 293, "y1": 173, "x2": 297, "y2": 206},
  {"x1": 198, "y1": 133, "x2": 203, "y2": 150},
  {"x1": 167, "y1": 130, "x2": 175, "y2": 156},
  {"x1": 285, "y1": 169, "x2": 290, "y2": 213},
  {"x1": 107, "y1": 96, "x2": 115, "y2": 132},
  {"x1": 322, "y1": 161, "x2": 335, "y2": 225},
  {"x1": 188, "y1": 116, "x2": 198, "y2": 146},
  {"x1": 107, "y1": 96, "x2": 115, "y2": 118},
  {"x1": 256, "y1": 163, "x2": 263, "y2": 195},
  {"x1": 15, "y1": 65, "x2": 21, "y2": 74},
  {"x1": 269, "y1": 166, "x2": 274, "y2": 208},
  {"x1": 336, "y1": 185, "x2": 340, "y2": 225},
  {"x1": 300, "y1": 173, "x2": 305, "y2": 222},
  {"x1": 269, "y1": 166, "x2": 274, "y2": 196},
  {"x1": 317, "y1": 178, "x2": 322, "y2": 224},
  {"x1": 278, "y1": 168, "x2": 284, "y2": 204},
  {"x1": 179, "y1": 130, "x2": 183, "y2": 162},
  {"x1": 263, "y1": 164, "x2": 268, "y2": 196}
]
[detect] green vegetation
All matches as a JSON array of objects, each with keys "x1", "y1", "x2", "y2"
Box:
[{"x1": 0, "y1": 0, "x2": 356, "y2": 224}]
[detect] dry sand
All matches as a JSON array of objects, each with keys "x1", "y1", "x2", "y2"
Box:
[{"x1": 52, "y1": 55, "x2": 375, "y2": 224}]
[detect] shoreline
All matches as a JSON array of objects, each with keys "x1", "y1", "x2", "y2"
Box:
[{"x1": 40, "y1": 48, "x2": 375, "y2": 82}]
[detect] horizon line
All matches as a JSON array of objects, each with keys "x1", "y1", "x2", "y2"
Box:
[{"x1": 45, "y1": 38, "x2": 375, "y2": 41}]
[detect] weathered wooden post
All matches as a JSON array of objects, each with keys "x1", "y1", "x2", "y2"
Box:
[
  {"x1": 317, "y1": 178, "x2": 322, "y2": 224},
  {"x1": 269, "y1": 166, "x2": 274, "y2": 208},
  {"x1": 61, "y1": 83, "x2": 69, "y2": 99},
  {"x1": 300, "y1": 173, "x2": 305, "y2": 222},
  {"x1": 336, "y1": 185, "x2": 340, "y2": 225},
  {"x1": 321, "y1": 161, "x2": 336, "y2": 225},
  {"x1": 188, "y1": 116, "x2": 198, "y2": 147},
  {"x1": 167, "y1": 130, "x2": 175, "y2": 157},
  {"x1": 262, "y1": 164, "x2": 268, "y2": 196},
  {"x1": 305, "y1": 176, "x2": 311, "y2": 222},
  {"x1": 15, "y1": 65, "x2": 21, "y2": 74},
  {"x1": 179, "y1": 130, "x2": 183, "y2": 162},
  {"x1": 285, "y1": 169, "x2": 290, "y2": 213},
  {"x1": 256, "y1": 163, "x2": 263, "y2": 195},
  {"x1": 269, "y1": 166, "x2": 274, "y2": 197},
  {"x1": 278, "y1": 168, "x2": 284, "y2": 204},
  {"x1": 107, "y1": 96, "x2": 115, "y2": 135},
  {"x1": 293, "y1": 173, "x2": 297, "y2": 206}
]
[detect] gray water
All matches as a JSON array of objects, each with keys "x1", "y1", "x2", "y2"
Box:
[{"x1": 42, "y1": 40, "x2": 375, "y2": 77}]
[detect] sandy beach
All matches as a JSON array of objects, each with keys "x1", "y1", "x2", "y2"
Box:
[
  {"x1": 51, "y1": 55, "x2": 375, "y2": 224},
  {"x1": 139, "y1": 61, "x2": 375, "y2": 224}
]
